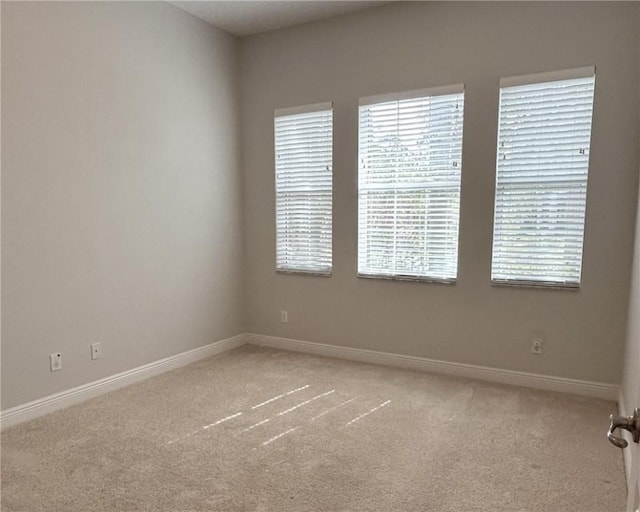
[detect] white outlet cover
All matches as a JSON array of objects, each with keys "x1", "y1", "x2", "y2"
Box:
[
  {"x1": 91, "y1": 342, "x2": 102, "y2": 360},
  {"x1": 531, "y1": 338, "x2": 544, "y2": 354},
  {"x1": 49, "y1": 353, "x2": 62, "y2": 371}
]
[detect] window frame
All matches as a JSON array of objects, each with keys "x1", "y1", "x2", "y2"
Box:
[
  {"x1": 356, "y1": 84, "x2": 466, "y2": 284},
  {"x1": 490, "y1": 66, "x2": 596, "y2": 290},
  {"x1": 274, "y1": 101, "x2": 334, "y2": 276}
]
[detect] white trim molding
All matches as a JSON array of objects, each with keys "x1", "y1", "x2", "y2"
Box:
[
  {"x1": 246, "y1": 333, "x2": 619, "y2": 401},
  {"x1": 500, "y1": 65, "x2": 595, "y2": 88},
  {"x1": 2, "y1": 332, "x2": 620, "y2": 431},
  {"x1": 274, "y1": 101, "x2": 332, "y2": 118},
  {"x1": 0, "y1": 334, "x2": 246, "y2": 430},
  {"x1": 359, "y1": 83, "x2": 464, "y2": 106}
]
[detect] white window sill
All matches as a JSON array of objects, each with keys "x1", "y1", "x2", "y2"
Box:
[
  {"x1": 276, "y1": 269, "x2": 332, "y2": 277},
  {"x1": 357, "y1": 273, "x2": 456, "y2": 285},
  {"x1": 491, "y1": 279, "x2": 580, "y2": 291}
]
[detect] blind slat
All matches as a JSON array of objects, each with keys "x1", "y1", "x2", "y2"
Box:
[
  {"x1": 358, "y1": 90, "x2": 464, "y2": 280},
  {"x1": 275, "y1": 106, "x2": 333, "y2": 273},
  {"x1": 491, "y1": 73, "x2": 595, "y2": 286}
]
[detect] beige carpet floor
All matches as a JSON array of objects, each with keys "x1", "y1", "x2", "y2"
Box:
[{"x1": 1, "y1": 345, "x2": 626, "y2": 511}]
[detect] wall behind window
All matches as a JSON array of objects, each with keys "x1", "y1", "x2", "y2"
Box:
[
  {"x1": 2, "y1": 2, "x2": 243, "y2": 409},
  {"x1": 240, "y1": 1, "x2": 640, "y2": 383}
]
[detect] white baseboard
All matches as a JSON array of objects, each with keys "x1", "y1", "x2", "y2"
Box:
[
  {"x1": 0, "y1": 334, "x2": 246, "y2": 430},
  {"x1": 2, "y1": 331, "x2": 620, "y2": 431},
  {"x1": 247, "y1": 333, "x2": 619, "y2": 401}
]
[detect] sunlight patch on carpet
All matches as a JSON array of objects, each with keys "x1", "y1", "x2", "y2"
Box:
[
  {"x1": 277, "y1": 390, "x2": 335, "y2": 416},
  {"x1": 345, "y1": 400, "x2": 391, "y2": 427},
  {"x1": 251, "y1": 385, "x2": 310, "y2": 409}
]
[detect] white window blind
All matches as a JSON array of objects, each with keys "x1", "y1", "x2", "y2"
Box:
[
  {"x1": 491, "y1": 67, "x2": 595, "y2": 288},
  {"x1": 275, "y1": 103, "x2": 333, "y2": 274},
  {"x1": 358, "y1": 85, "x2": 465, "y2": 282}
]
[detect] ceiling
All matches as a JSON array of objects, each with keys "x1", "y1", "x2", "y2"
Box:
[{"x1": 168, "y1": 1, "x2": 389, "y2": 37}]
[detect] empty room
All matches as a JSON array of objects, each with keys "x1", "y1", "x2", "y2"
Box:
[{"x1": 2, "y1": 1, "x2": 640, "y2": 510}]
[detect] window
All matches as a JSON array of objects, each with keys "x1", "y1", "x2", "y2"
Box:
[
  {"x1": 275, "y1": 102, "x2": 333, "y2": 274},
  {"x1": 491, "y1": 67, "x2": 596, "y2": 288},
  {"x1": 357, "y1": 85, "x2": 465, "y2": 282}
]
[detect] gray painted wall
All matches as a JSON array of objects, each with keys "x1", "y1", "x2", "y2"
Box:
[
  {"x1": 240, "y1": 2, "x2": 640, "y2": 384},
  {"x1": 1, "y1": 2, "x2": 243, "y2": 409},
  {"x1": 2, "y1": 1, "x2": 639, "y2": 412}
]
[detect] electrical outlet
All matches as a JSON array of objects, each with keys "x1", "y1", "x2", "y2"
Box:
[
  {"x1": 531, "y1": 338, "x2": 544, "y2": 355},
  {"x1": 91, "y1": 342, "x2": 102, "y2": 360},
  {"x1": 49, "y1": 352, "x2": 62, "y2": 372},
  {"x1": 280, "y1": 310, "x2": 288, "y2": 323}
]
